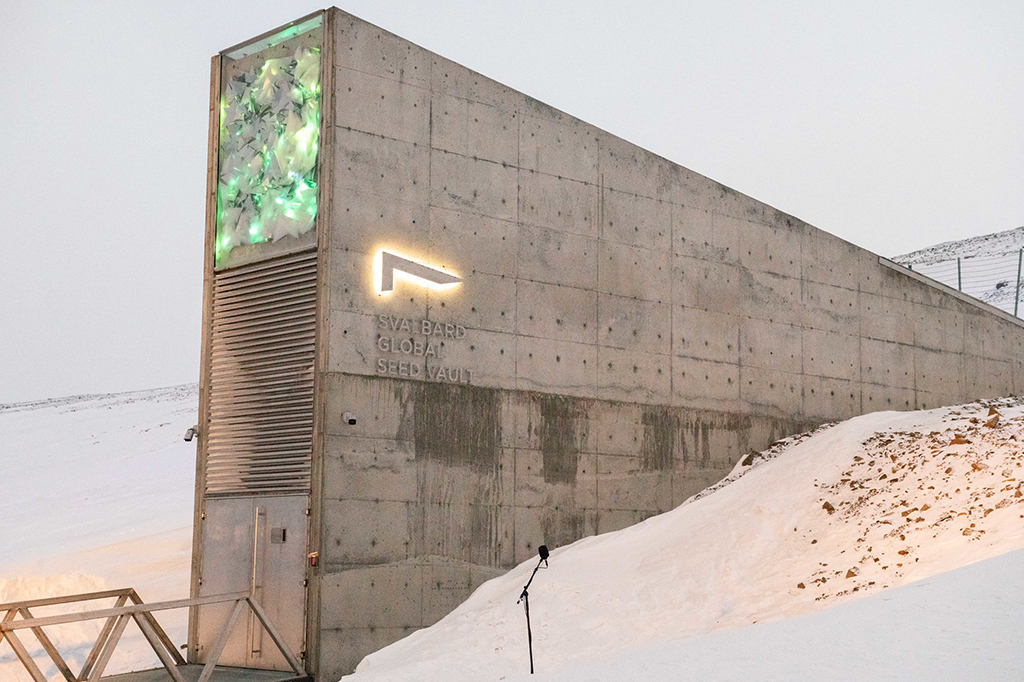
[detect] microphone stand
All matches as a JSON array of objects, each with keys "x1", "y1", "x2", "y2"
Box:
[{"x1": 517, "y1": 550, "x2": 548, "y2": 674}]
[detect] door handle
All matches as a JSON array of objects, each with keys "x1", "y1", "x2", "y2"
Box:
[
  {"x1": 250, "y1": 505, "x2": 265, "y2": 656},
  {"x1": 251, "y1": 506, "x2": 264, "y2": 594}
]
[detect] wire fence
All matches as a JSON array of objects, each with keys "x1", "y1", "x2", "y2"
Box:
[{"x1": 902, "y1": 250, "x2": 1024, "y2": 317}]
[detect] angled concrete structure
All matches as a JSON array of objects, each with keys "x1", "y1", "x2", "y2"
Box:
[{"x1": 188, "y1": 8, "x2": 1024, "y2": 679}]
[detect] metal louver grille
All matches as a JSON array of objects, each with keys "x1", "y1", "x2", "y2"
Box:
[{"x1": 205, "y1": 250, "x2": 317, "y2": 496}]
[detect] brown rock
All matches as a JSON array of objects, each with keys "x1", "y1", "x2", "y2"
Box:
[
  {"x1": 823, "y1": 501, "x2": 836, "y2": 514},
  {"x1": 984, "y1": 414, "x2": 1000, "y2": 428},
  {"x1": 797, "y1": 583, "x2": 806, "y2": 589}
]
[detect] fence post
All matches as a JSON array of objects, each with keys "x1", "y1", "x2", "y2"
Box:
[
  {"x1": 1015, "y1": 249, "x2": 1022, "y2": 317},
  {"x1": 957, "y1": 257, "x2": 962, "y2": 291}
]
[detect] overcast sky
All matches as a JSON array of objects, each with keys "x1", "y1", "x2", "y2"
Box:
[{"x1": 1, "y1": 1, "x2": 1021, "y2": 403}]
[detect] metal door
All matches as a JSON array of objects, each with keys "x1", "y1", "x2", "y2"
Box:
[{"x1": 197, "y1": 495, "x2": 307, "y2": 671}]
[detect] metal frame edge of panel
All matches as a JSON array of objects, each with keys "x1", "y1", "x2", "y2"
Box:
[{"x1": 192, "y1": 9, "x2": 328, "y2": 677}]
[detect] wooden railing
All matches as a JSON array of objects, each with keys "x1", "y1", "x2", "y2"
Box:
[{"x1": 0, "y1": 588, "x2": 303, "y2": 682}]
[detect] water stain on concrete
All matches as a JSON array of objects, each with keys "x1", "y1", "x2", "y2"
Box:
[
  {"x1": 541, "y1": 507, "x2": 586, "y2": 550},
  {"x1": 641, "y1": 407, "x2": 675, "y2": 471},
  {"x1": 538, "y1": 395, "x2": 587, "y2": 484},
  {"x1": 413, "y1": 382, "x2": 500, "y2": 472}
]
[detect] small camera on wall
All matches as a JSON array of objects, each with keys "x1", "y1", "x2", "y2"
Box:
[{"x1": 343, "y1": 412, "x2": 357, "y2": 426}]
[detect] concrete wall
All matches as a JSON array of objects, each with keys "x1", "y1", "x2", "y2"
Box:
[
  {"x1": 314, "y1": 376, "x2": 810, "y2": 672},
  {"x1": 312, "y1": 7, "x2": 1024, "y2": 677}
]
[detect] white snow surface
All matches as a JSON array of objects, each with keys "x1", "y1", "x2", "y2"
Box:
[
  {"x1": 3, "y1": 386, "x2": 1024, "y2": 681},
  {"x1": 896, "y1": 225, "x2": 1024, "y2": 266},
  {"x1": 346, "y1": 398, "x2": 1024, "y2": 682},
  {"x1": 513, "y1": 547, "x2": 1024, "y2": 682},
  {"x1": 0, "y1": 386, "x2": 198, "y2": 681}
]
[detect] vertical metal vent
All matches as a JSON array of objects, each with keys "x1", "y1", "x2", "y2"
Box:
[{"x1": 205, "y1": 250, "x2": 317, "y2": 496}]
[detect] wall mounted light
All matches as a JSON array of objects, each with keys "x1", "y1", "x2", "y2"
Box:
[{"x1": 372, "y1": 249, "x2": 462, "y2": 294}]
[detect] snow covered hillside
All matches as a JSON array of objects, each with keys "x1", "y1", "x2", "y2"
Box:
[
  {"x1": 346, "y1": 398, "x2": 1024, "y2": 682},
  {"x1": 3, "y1": 387, "x2": 1024, "y2": 681},
  {"x1": 513, "y1": 547, "x2": 1024, "y2": 682},
  {"x1": 898, "y1": 226, "x2": 1024, "y2": 265},
  {"x1": 894, "y1": 225, "x2": 1024, "y2": 315},
  {"x1": 0, "y1": 387, "x2": 198, "y2": 681}
]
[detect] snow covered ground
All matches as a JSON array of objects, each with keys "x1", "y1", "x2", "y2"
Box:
[
  {"x1": 3, "y1": 387, "x2": 1024, "y2": 681},
  {"x1": 894, "y1": 225, "x2": 1024, "y2": 315},
  {"x1": 347, "y1": 398, "x2": 1024, "y2": 682},
  {"x1": 0, "y1": 387, "x2": 198, "y2": 681},
  {"x1": 511, "y1": 547, "x2": 1024, "y2": 682},
  {"x1": 897, "y1": 226, "x2": 1024, "y2": 266}
]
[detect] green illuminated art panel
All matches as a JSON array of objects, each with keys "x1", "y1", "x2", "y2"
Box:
[{"x1": 215, "y1": 16, "x2": 322, "y2": 268}]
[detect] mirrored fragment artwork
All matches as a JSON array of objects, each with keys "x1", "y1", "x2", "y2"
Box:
[{"x1": 215, "y1": 18, "x2": 322, "y2": 267}]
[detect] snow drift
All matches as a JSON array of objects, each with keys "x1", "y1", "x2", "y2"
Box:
[
  {"x1": 3, "y1": 387, "x2": 1024, "y2": 681},
  {"x1": 513, "y1": 547, "x2": 1024, "y2": 682},
  {"x1": 345, "y1": 398, "x2": 1024, "y2": 681}
]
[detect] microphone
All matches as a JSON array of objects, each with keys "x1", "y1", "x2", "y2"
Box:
[{"x1": 518, "y1": 544, "x2": 551, "y2": 674}]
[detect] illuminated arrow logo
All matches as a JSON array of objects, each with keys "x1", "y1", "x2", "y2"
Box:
[{"x1": 379, "y1": 251, "x2": 462, "y2": 292}]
